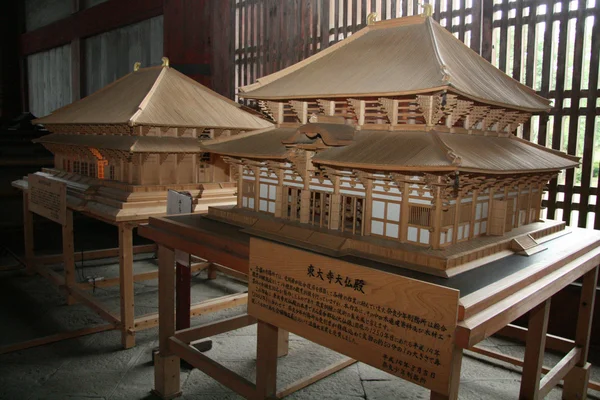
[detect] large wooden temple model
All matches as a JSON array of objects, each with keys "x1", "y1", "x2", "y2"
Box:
[
  {"x1": 204, "y1": 14, "x2": 579, "y2": 277},
  {"x1": 13, "y1": 58, "x2": 273, "y2": 222}
]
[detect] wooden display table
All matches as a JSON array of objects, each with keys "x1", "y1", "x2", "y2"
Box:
[
  {"x1": 140, "y1": 213, "x2": 599, "y2": 400},
  {"x1": 3, "y1": 178, "x2": 242, "y2": 354}
]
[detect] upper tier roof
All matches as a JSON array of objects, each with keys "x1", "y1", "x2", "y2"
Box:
[
  {"x1": 240, "y1": 16, "x2": 550, "y2": 112},
  {"x1": 34, "y1": 65, "x2": 273, "y2": 131}
]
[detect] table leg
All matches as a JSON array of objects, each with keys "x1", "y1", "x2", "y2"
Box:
[
  {"x1": 176, "y1": 261, "x2": 191, "y2": 330},
  {"x1": 519, "y1": 298, "x2": 551, "y2": 400},
  {"x1": 119, "y1": 224, "x2": 135, "y2": 349},
  {"x1": 22, "y1": 191, "x2": 35, "y2": 275},
  {"x1": 277, "y1": 329, "x2": 289, "y2": 357},
  {"x1": 430, "y1": 346, "x2": 463, "y2": 400},
  {"x1": 62, "y1": 210, "x2": 76, "y2": 305},
  {"x1": 207, "y1": 264, "x2": 217, "y2": 280},
  {"x1": 256, "y1": 320, "x2": 279, "y2": 399},
  {"x1": 563, "y1": 266, "x2": 598, "y2": 400},
  {"x1": 154, "y1": 245, "x2": 181, "y2": 399}
]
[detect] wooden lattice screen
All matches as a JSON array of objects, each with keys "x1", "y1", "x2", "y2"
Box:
[{"x1": 234, "y1": 0, "x2": 600, "y2": 229}]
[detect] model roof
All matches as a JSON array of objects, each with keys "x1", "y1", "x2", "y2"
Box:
[
  {"x1": 34, "y1": 64, "x2": 273, "y2": 131},
  {"x1": 204, "y1": 126, "x2": 579, "y2": 174},
  {"x1": 240, "y1": 16, "x2": 550, "y2": 112},
  {"x1": 36, "y1": 133, "x2": 201, "y2": 153}
]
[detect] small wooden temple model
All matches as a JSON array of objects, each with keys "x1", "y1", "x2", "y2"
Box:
[
  {"x1": 203, "y1": 15, "x2": 579, "y2": 276},
  {"x1": 13, "y1": 58, "x2": 273, "y2": 221}
]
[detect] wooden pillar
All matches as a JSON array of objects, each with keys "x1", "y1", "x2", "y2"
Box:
[
  {"x1": 534, "y1": 184, "x2": 544, "y2": 222},
  {"x1": 274, "y1": 169, "x2": 284, "y2": 218},
  {"x1": 329, "y1": 176, "x2": 341, "y2": 230},
  {"x1": 526, "y1": 184, "x2": 534, "y2": 224},
  {"x1": 514, "y1": 185, "x2": 522, "y2": 228},
  {"x1": 236, "y1": 164, "x2": 243, "y2": 206},
  {"x1": 253, "y1": 166, "x2": 260, "y2": 212},
  {"x1": 22, "y1": 191, "x2": 35, "y2": 275},
  {"x1": 154, "y1": 245, "x2": 181, "y2": 399},
  {"x1": 299, "y1": 187, "x2": 311, "y2": 224},
  {"x1": 430, "y1": 346, "x2": 463, "y2": 400},
  {"x1": 119, "y1": 224, "x2": 135, "y2": 349},
  {"x1": 62, "y1": 210, "x2": 76, "y2": 305},
  {"x1": 452, "y1": 196, "x2": 461, "y2": 244},
  {"x1": 277, "y1": 329, "x2": 289, "y2": 357},
  {"x1": 469, "y1": 190, "x2": 478, "y2": 239},
  {"x1": 363, "y1": 178, "x2": 373, "y2": 235},
  {"x1": 519, "y1": 299, "x2": 551, "y2": 400},
  {"x1": 487, "y1": 187, "x2": 495, "y2": 233},
  {"x1": 256, "y1": 321, "x2": 279, "y2": 398},
  {"x1": 400, "y1": 181, "x2": 410, "y2": 242},
  {"x1": 431, "y1": 186, "x2": 443, "y2": 249},
  {"x1": 563, "y1": 266, "x2": 598, "y2": 399}
]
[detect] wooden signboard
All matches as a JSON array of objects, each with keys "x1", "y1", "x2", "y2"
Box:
[
  {"x1": 28, "y1": 174, "x2": 67, "y2": 226},
  {"x1": 248, "y1": 238, "x2": 460, "y2": 395}
]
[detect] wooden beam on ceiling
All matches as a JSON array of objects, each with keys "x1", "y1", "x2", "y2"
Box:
[{"x1": 20, "y1": 0, "x2": 164, "y2": 56}]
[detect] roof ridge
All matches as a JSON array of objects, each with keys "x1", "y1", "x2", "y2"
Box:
[
  {"x1": 425, "y1": 18, "x2": 450, "y2": 87},
  {"x1": 431, "y1": 131, "x2": 462, "y2": 166},
  {"x1": 129, "y1": 66, "x2": 168, "y2": 126},
  {"x1": 240, "y1": 24, "x2": 373, "y2": 95}
]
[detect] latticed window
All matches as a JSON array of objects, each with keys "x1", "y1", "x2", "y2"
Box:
[
  {"x1": 109, "y1": 165, "x2": 116, "y2": 180},
  {"x1": 89, "y1": 162, "x2": 97, "y2": 178},
  {"x1": 408, "y1": 205, "x2": 431, "y2": 227},
  {"x1": 73, "y1": 161, "x2": 80, "y2": 174},
  {"x1": 81, "y1": 162, "x2": 89, "y2": 176},
  {"x1": 340, "y1": 195, "x2": 364, "y2": 235},
  {"x1": 309, "y1": 191, "x2": 331, "y2": 228}
]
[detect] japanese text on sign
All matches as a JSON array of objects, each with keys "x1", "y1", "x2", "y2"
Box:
[
  {"x1": 248, "y1": 238, "x2": 459, "y2": 395},
  {"x1": 28, "y1": 174, "x2": 67, "y2": 226}
]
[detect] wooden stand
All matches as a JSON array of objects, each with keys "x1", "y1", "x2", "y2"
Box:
[
  {"x1": 142, "y1": 213, "x2": 599, "y2": 400},
  {"x1": 5, "y1": 193, "x2": 247, "y2": 353}
]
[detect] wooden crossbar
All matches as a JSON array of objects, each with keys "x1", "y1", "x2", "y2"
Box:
[
  {"x1": 34, "y1": 244, "x2": 157, "y2": 265},
  {"x1": 468, "y1": 346, "x2": 600, "y2": 392},
  {"x1": 75, "y1": 262, "x2": 210, "y2": 289},
  {"x1": 538, "y1": 347, "x2": 581, "y2": 398},
  {"x1": 0, "y1": 324, "x2": 114, "y2": 355},
  {"x1": 169, "y1": 337, "x2": 257, "y2": 399},
  {"x1": 276, "y1": 357, "x2": 357, "y2": 399},
  {"x1": 174, "y1": 314, "x2": 256, "y2": 344},
  {"x1": 133, "y1": 292, "x2": 248, "y2": 331}
]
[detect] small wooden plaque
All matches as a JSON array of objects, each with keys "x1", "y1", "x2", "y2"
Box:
[
  {"x1": 167, "y1": 190, "x2": 194, "y2": 266},
  {"x1": 248, "y1": 238, "x2": 460, "y2": 394},
  {"x1": 28, "y1": 174, "x2": 67, "y2": 226}
]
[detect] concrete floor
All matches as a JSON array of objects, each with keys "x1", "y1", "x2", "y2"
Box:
[{"x1": 1, "y1": 254, "x2": 599, "y2": 400}]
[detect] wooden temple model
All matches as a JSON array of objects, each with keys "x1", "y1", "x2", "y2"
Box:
[
  {"x1": 204, "y1": 13, "x2": 579, "y2": 277},
  {"x1": 13, "y1": 58, "x2": 273, "y2": 222}
]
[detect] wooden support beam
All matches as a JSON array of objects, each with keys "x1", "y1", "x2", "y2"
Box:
[
  {"x1": 63, "y1": 210, "x2": 76, "y2": 305},
  {"x1": 519, "y1": 299, "x2": 550, "y2": 400},
  {"x1": 0, "y1": 324, "x2": 114, "y2": 355},
  {"x1": 276, "y1": 358, "x2": 357, "y2": 399},
  {"x1": 467, "y1": 347, "x2": 600, "y2": 392},
  {"x1": 76, "y1": 262, "x2": 209, "y2": 290},
  {"x1": 495, "y1": 324, "x2": 575, "y2": 354},
  {"x1": 134, "y1": 292, "x2": 248, "y2": 332},
  {"x1": 168, "y1": 337, "x2": 256, "y2": 399},
  {"x1": 538, "y1": 347, "x2": 580, "y2": 398},
  {"x1": 174, "y1": 314, "x2": 256, "y2": 344},
  {"x1": 68, "y1": 283, "x2": 122, "y2": 327},
  {"x1": 35, "y1": 244, "x2": 157, "y2": 266},
  {"x1": 119, "y1": 224, "x2": 135, "y2": 349},
  {"x1": 256, "y1": 321, "x2": 279, "y2": 399},
  {"x1": 22, "y1": 191, "x2": 34, "y2": 274},
  {"x1": 209, "y1": 263, "x2": 248, "y2": 282},
  {"x1": 20, "y1": 0, "x2": 164, "y2": 56},
  {"x1": 154, "y1": 244, "x2": 180, "y2": 399}
]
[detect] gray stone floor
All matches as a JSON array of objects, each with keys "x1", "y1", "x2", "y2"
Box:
[{"x1": 1, "y1": 254, "x2": 599, "y2": 400}]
